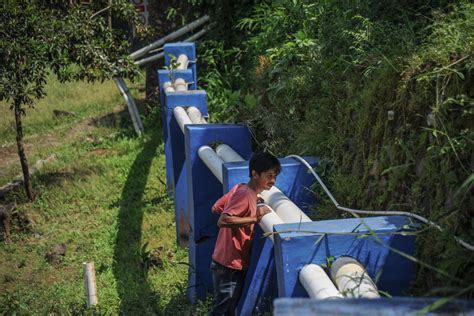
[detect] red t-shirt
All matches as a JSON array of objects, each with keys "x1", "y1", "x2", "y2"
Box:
[{"x1": 212, "y1": 183, "x2": 258, "y2": 270}]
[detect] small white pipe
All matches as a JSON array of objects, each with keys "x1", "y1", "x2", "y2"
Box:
[
  {"x1": 216, "y1": 145, "x2": 312, "y2": 224},
  {"x1": 173, "y1": 106, "x2": 192, "y2": 133},
  {"x1": 187, "y1": 106, "x2": 207, "y2": 124},
  {"x1": 216, "y1": 144, "x2": 244, "y2": 162},
  {"x1": 330, "y1": 257, "x2": 380, "y2": 298},
  {"x1": 300, "y1": 264, "x2": 343, "y2": 299},
  {"x1": 176, "y1": 54, "x2": 189, "y2": 70},
  {"x1": 83, "y1": 261, "x2": 98, "y2": 307},
  {"x1": 198, "y1": 146, "x2": 224, "y2": 182}
]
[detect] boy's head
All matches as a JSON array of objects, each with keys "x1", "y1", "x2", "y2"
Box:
[{"x1": 249, "y1": 152, "x2": 281, "y2": 191}]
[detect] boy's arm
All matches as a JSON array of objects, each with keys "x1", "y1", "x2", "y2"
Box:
[
  {"x1": 217, "y1": 213, "x2": 257, "y2": 228},
  {"x1": 217, "y1": 206, "x2": 272, "y2": 228}
]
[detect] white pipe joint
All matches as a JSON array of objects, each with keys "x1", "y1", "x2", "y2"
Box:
[
  {"x1": 300, "y1": 264, "x2": 343, "y2": 299},
  {"x1": 216, "y1": 144, "x2": 244, "y2": 162},
  {"x1": 173, "y1": 106, "x2": 192, "y2": 133},
  {"x1": 187, "y1": 106, "x2": 207, "y2": 124},
  {"x1": 198, "y1": 146, "x2": 224, "y2": 183},
  {"x1": 330, "y1": 257, "x2": 380, "y2": 298},
  {"x1": 176, "y1": 54, "x2": 189, "y2": 70}
]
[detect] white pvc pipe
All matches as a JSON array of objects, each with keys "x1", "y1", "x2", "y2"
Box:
[
  {"x1": 187, "y1": 106, "x2": 207, "y2": 124},
  {"x1": 198, "y1": 146, "x2": 224, "y2": 183},
  {"x1": 176, "y1": 54, "x2": 189, "y2": 70},
  {"x1": 83, "y1": 262, "x2": 98, "y2": 307},
  {"x1": 173, "y1": 106, "x2": 192, "y2": 133},
  {"x1": 216, "y1": 144, "x2": 244, "y2": 162},
  {"x1": 163, "y1": 81, "x2": 176, "y2": 93},
  {"x1": 260, "y1": 187, "x2": 312, "y2": 224},
  {"x1": 216, "y1": 145, "x2": 312, "y2": 224},
  {"x1": 257, "y1": 204, "x2": 284, "y2": 241},
  {"x1": 300, "y1": 264, "x2": 343, "y2": 299},
  {"x1": 174, "y1": 78, "x2": 187, "y2": 92},
  {"x1": 330, "y1": 257, "x2": 380, "y2": 298}
]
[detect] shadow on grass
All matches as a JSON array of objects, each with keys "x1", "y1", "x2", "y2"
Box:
[{"x1": 112, "y1": 130, "x2": 162, "y2": 314}]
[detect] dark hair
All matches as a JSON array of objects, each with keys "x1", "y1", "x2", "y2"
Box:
[{"x1": 249, "y1": 152, "x2": 281, "y2": 177}]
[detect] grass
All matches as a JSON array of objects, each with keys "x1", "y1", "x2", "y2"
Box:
[{"x1": 0, "y1": 76, "x2": 208, "y2": 314}]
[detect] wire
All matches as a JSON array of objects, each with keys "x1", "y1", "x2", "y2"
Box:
[{"x1": 286, "y1": 154, "x2": 474, "y2": 252}]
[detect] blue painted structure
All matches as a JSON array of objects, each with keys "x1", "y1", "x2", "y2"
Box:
[
  {"x1": 184, "y1": 124, "x2": 253, "y2": 301},
  {"x1": 159, "y1": 42, "x2": 197, "y2": 195},
  {"x1": 222, "y1": 157, "x2": 318, "y2": 315},
  {"x1": 274, "y1": 297, "x2": 474, "y2": 315},
  {"x1": 153, "y1": 41, "x2": 436, "y2": 316},
  {"x1": 273, "y1": 216, "x2": 417, "y2": 298},
  {"x1": 164, "y1": 91, "x2": 208, "y2": 245},
  {"x1": 158, "y1": 69, "x2": 195, "y2": 194},
  {"x1": 164, "y1": 42, "x2": 197, "y2": 86}
]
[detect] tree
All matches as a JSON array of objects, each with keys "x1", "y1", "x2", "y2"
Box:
[{"x1": 0, "y1": 0, "x2": 140, "y2": 201}]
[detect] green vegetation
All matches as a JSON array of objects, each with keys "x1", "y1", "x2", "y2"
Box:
[
  {"x1": 0, "y1": 79, "x2": 208, "y2": 314},
  {"x1": 192, "y1": 0, "x2": 474, "y2": 298}
]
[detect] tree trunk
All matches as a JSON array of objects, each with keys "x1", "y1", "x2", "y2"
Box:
[{"x1": 14, "y1": 99, "x2": 34, "y2": 201}]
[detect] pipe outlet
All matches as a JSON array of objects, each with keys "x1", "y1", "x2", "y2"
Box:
[
  {"x1": 300, "y1": 264, "x2": 343, "y2": 299},
  {"x1": 176, "y1": 54, "x2": 189, "y2": 70},
  {"x1": 330, "y1": 256, "x2": 380, "y2": 299}
]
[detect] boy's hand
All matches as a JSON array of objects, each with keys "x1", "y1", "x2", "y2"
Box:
[{"x1": 256, "y1": 205, "x2": 271, "y2": 223}]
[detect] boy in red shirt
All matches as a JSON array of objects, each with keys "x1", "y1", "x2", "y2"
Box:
[{"x1": 209, "y1": 152, "x2": 281, "y2": 315}]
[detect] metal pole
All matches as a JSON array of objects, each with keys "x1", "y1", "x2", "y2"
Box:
[
  {"x1": 130, "y1": 15, "x2": 210, "y2": 60},
  {"x1": 113, "y1": 77, "x2": 144, "y2": 136}
]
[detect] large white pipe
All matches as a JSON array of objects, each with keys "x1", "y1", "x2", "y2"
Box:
[
  {"x1": 300, "y1": 264, "x2": 343, "y2": 299},
  {"x1": 176, "y1": 54, "x2": 189, "y2": 70},
  {"x1": 173, "y1": 106, "x2": 192, "y2": 133},
  {"x1": 257, "y1": 203, "x2": 284, "y2": 241},
  {"x1": 216, "y1": 144, "x2": 244, "y2": 162},
  {"x1": 198, "y1": 146, "x2": 224, "y2": 183},
  {"x1": 260, "y1": 187, "x2": 312, "y2": 224},
  {"x1": 216, "y1": 145, "x2": 312, "y2": 224},
  {"x1": 187, "y1": 106, "x2": 207, "y2": 124},
  {"x1": 330, "y1": 257, "x2": 380, "y2": 298}
]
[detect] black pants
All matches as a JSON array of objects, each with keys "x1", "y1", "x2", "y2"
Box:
[{"x1": 209, "y1": 260, "x2": 246, "y2": 316}]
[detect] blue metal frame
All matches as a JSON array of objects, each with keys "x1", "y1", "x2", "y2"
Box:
[
  {"x1": 164, "y1": 91, "x2": 208, "y2": 246},
  {"x1": 273, "y1": 216, "x2": 417, "y2": 298},
  {"x1": 164, "y1": 42, "x2": 197, "y2": 88},
  {"x1": 184, "y1": 124, "x2": 252, "y2": 302},
  {"x1": 157, "y1": 69, "x2": 195, "y2": 195}
]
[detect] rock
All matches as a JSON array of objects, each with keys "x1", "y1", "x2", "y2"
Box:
[{"x1": 45, "y1": 243, "x2": 67, "y2": 265}]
